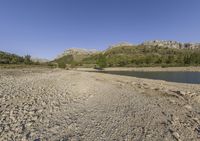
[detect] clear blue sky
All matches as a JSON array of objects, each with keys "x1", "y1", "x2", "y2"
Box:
[{"x1": 0, "y1": 0, "x2": 200, "y2": 59}]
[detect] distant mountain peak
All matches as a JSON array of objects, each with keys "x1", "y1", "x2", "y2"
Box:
[
  {"x1": 31, "y1": 57, "x2": 49, "y2": 63},
  {"x1": 56, "y1": 48, "x2": 99, "y2": 59}
]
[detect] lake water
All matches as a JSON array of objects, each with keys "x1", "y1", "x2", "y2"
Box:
[{"x1": 101, "y1": 71, "x2": 200, "y2": 84}]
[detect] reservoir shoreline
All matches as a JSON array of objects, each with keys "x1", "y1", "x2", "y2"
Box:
[{"x1": 77, "y1": 66, "x2": 200, "y2": 72}]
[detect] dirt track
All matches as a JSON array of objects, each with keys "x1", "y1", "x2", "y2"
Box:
[{"x1": 0, "y1": 68, "x2": 200, "y2": 141}]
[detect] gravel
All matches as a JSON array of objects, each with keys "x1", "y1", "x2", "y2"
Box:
[{"x1": 0, "y1": 68, "x2": 200, "y2": 141}]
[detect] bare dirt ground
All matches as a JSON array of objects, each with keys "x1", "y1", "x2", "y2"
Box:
[{"x1": 0, "y1": 68, "x2": 200, "y2": 141}]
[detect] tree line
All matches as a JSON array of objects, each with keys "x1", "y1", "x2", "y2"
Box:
[
  {"x1": 0, "y1": 51, "x2": 32, "y2": 64},
  {"x1": 81, "y1": 46, "x2": 200, "y2": 68}
]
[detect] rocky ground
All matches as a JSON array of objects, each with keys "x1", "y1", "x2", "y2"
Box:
[{"x1": 0, "y1": 68, "x2": 200, "y2": 141}]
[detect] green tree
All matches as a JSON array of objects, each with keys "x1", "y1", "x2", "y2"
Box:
[
  {"x1": 24, "y1": 55, "x2": 32, "y2": 64},
  {"x1": 183, "y1": 54, "x2": 191, "y2": 64},
  {"x1": 70, "y1": 61, "x2": 79, "y2": 68},
  {"x1": 58, "y1": 62, "x2": 66, "y2": 68},
  {"x1": 97, "y1": 54, "x2": 107, "y2": 68},
  {"x1": 166, "y1": 55, "x2": 175, "y2": 64}
]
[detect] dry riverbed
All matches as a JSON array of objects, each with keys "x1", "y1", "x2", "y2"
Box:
[{"x1": 0, "y1": 68, "x2": 200, "y2": 141}]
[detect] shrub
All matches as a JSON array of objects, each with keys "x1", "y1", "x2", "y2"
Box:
[
  {"x1": 58, "y1": 62, "x2": 66, "y2": 68},
  {"x1": 96, "y1": 54, "x2": 107, "y2": 68}
]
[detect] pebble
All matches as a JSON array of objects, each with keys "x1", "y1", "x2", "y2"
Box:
[
  {"x1": 172, "y1": 132, "x2": 181, "y2": 141},
  {"x1": 192, "y1": 118, "x2": 199, "y2": 124},
  {"x1": 196, "y1": 125, "x2": 200, "y2": 134},
  {"x1": 176, "y1": 90, "x2": 187, "y2": 96},
  {"x1": 184, "y1": 105, "x2": 193, "y2": 111},
  {"x1": 154, "y1": 87, "x2": 160, "y2": 91},
  {"x1": 194, "y1": 95, "x2": 200, "y2": 103},
  {"x1": 131, "y1": 82, "x2": 136, "y2": 85},
  {"x1": 168, "y1": 99, "x2": 176, "y2": 104}
]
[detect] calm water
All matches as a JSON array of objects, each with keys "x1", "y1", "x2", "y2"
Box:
[{"x1": 101, "y1": 71, "x2": 200, "y2": 84}]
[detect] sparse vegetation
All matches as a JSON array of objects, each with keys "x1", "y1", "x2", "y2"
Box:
[
  {"x1": 0, "y1": 51, "x2": 25, "y2": 64},
  {"x1": 96, "y1": 54, "x2": 107, "y2": 68},
  {"x1": 2, "y1": 45, "x2": 200, "y2": 69},
  {"x1": 0, "y1": 51, "x2": 57, "y2": 68},
  {"x1": 54, "y1": 45, "x2": 200, "y2": 68},
  {"x1": 24, "y1": 55, "x2": 32, "y2": 65}
]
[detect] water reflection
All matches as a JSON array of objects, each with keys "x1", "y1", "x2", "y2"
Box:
[{"x1": 100, "y1": 71, "x2": 200, "y2": 84}]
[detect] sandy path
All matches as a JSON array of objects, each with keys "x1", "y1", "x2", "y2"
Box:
[{"x1": 0, "y1": 68, "x2": 200, "y2": 141}]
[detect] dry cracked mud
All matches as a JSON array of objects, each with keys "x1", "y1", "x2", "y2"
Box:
[{"x1": 0, "y1": 68, "x2": 200, "y2": 141}]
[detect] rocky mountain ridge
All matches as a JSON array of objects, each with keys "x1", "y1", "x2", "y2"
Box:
[
  {"x1": 56, "y1": 40, "x2": 200, "y2": 58},
  {"x1": 107, "y1": 42, "x2": 135, "y2": 50},
  {"x1": 141, "y1": 40, "x2": 200, "y2": 49},
  {"x1": 56, "y1": 48, "x2": 99, "y2": 59}
]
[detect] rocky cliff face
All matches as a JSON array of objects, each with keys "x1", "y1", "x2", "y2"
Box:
[
  {"x1": 141, "y1": 40, "x2": 200, "y2": 49},
  {"x1": 107, "y1": 40, "x2": 200, "y2": 50}
]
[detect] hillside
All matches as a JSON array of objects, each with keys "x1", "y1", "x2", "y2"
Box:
[
  {"x1": 0, "y1": 51, "x2": 25, "y2": 64},
  {"x1": 0, "y1": 51, "x2": 46, "y2": 66},
  {"x1": 53, "y1": 48, "x2": 99, "y2": 68},
  {"x1": 54, "y1": 41, "x2": 200, "y2": 68}
]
